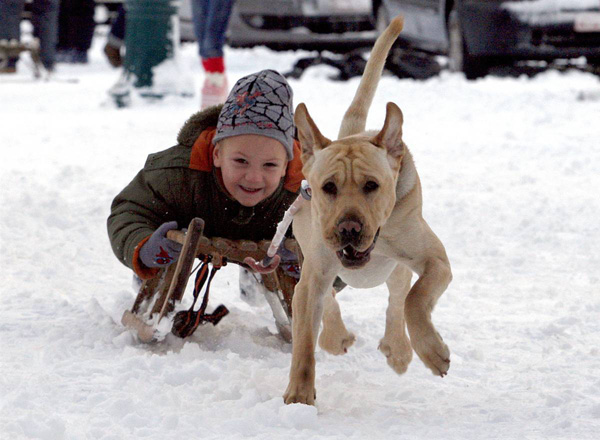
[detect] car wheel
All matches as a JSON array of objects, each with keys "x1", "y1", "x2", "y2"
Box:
[{"x1": 448, "y1": 8, "x2": 488, "y2": 79}]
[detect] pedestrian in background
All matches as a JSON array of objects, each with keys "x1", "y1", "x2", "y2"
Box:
[{"x1": 102, "y1": 0, "x2": 236, "y2": 108}]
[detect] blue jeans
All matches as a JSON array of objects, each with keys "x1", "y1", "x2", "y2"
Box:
[
  {"x1": 190, "y1": 0, "x2": 235, "y2": 59},
  {"x1": 0, "y1": 0, "x2": 59, "y2": 69}
]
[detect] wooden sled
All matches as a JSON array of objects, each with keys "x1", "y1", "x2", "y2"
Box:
[{"x1": 121, "y1": 217, "x2": 300, "y2": 343}]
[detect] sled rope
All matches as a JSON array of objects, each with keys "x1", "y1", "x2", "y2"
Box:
[{"x1": 171, "y1": 255, "x2": 229, "y2": 338}]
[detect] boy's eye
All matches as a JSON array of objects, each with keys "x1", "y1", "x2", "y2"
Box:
[{"x1": 234, "y1": 158, "x2": 247, "y2": 164}]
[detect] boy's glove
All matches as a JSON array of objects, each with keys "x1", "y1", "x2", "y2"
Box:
[{"x1": 139, "y1": 221, "x2": 183, "y2": 268}]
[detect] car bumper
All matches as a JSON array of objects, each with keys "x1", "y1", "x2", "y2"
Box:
[
  {"x1": 227, "y1": 10, "x2": 376, "y2": 52},
  {"x1": 460, "y1": 1, "x2": 600, "y2": 60}
]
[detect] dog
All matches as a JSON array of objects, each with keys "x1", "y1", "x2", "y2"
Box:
[{"x1": 283, "y1": 15, "x2": 452, "y2": 405}]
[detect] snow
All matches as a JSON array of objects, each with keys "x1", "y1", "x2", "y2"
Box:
[{"x1": 2, "y1": 30, "x2": 600, "y2": 440}]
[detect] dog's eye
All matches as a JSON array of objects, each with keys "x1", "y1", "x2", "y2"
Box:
[
  {"x1": 363, "y1": 181, "x2": 379, "y2": 194},
  {"x1": 322, "y1": 182, "x2": 337, "y2": 196}
]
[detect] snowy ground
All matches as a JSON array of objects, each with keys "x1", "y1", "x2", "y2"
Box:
[{"x1": 2, "y1": 30, "x2": 600, "y2": 440}]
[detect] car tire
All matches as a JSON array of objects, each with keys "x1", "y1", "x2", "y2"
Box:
[{"x1": 448, "y1": 8, "x2": 488, "y2": 79}]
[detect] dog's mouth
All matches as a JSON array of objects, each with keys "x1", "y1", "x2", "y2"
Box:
[{"x1": 335, "y1": 229, "x2": 380, "y2": 269}]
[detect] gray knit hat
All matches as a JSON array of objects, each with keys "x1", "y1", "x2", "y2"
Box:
[{"x1": 213, "y1": 69, "x2": 295, "y2": 160}]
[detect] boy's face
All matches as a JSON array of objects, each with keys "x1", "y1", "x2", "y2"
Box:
[{"x1": 213, "y1": 134, "x2": 288, "y2": 207}]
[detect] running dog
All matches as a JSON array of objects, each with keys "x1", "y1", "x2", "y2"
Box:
[{"x1": 283, "y1": 16, "x2": 452, "y2": 405}]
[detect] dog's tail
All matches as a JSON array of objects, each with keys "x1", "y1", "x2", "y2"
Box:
[{"x1": 337, "y1": 16, "x2": 404, "y2": 139}]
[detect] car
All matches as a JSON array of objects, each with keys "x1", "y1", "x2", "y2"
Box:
[
  {"x1": 375, "y1": 0, "x2": 600, "y2": 79},
  {"x1": 179, "y1": 0, "x2": 377, "y2": 52}
]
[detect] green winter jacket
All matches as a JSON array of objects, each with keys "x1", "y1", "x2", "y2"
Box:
[{"x1": 107, "y1": 105, "x2": 304, "y2": 279}]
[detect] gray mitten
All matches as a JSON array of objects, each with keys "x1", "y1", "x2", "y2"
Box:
[
  {"x1": 277, "y1": 241, "x2": 300, "y2": 279},
  {"x1": 139, "y1": 221, "x2": 183, "y2": 268}
]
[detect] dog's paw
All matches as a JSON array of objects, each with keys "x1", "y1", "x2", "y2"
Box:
[
  {"x1": 283, "y1": 381, "x2": 317, "y2": 406},
  {"x1": 378, "y1": 336, "x2": 413, "y2": 375},
  {"x1": 318, "y1": 328, "x2": 356, "y2": 355},
  {"x1": 411, "y1": 330, "x2": 450, "y2": 377}
]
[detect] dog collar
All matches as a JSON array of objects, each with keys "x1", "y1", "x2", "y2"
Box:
[{"x1": 300, "y1": 180, "x2": 312, "y2": 200}]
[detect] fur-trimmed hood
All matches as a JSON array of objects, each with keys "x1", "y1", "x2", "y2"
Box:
[{"x1": 176, "y1": 105, "x2": 223, "y2": 147}]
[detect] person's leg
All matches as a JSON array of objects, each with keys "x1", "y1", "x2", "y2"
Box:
[
  {"x1": 199, "y1": 0, "x2": 234, "y2": 60},
  {"x1": 56, "y1": 0, "x2": 94, "y2": 63},
  {"x1": 0, "y1": 0, "x2": 24, "y2": 41},
  {"x1": 30, "y1": 0, "x2": 59, "y2": 70},
  {"x1": 56, "y1": 0, "x2": 74, "y2": 61},
  {"x1": 110, "y1": 5, "x2": 126, "y2": 42},
  {"x1": 104, "y1": 4, "x2": 125, "y2": 67},
  {"x1": 0, "y1": 0, "x2": 26, "y2": 71},
  {"x1": 72, "y1": 0, "x2": 96, "y2": 58},
  {"x1": 191, "y1": 0, "x2": 235, "y2": 108},
  {"x1": 190, "y1": 0, "x2": 208, "y2": 58}
]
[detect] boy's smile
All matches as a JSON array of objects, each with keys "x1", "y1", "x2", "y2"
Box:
[{"x1": 213, "y1": 134, "x2": 288, "y2": 207}]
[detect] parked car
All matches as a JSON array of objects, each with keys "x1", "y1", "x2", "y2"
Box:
[
  {"x1": 179, "y1": 0, "x2": 377, "y2": 52},
  {"x1": 375, "y1": 0, "x2": 600, "y2": 79}
]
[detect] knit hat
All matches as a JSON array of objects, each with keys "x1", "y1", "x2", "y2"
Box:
[{"x1": 213, "y1": 70, "x2": 295, "y2": 160}]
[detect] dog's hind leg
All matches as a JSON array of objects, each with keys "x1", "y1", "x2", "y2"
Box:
[
  {"x1": 404, "y1": 256, "x2": 452, "y2": 377},
  {"x1": 379, "y1": 265, "x2": 413, "y2": 374},
  {"x1": 318, "y1": 289, "x2": 356, "y2": 355}
]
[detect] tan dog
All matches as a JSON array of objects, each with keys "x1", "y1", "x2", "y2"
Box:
[{"x1": 283, "y1": 16, "x2": 452, "y2": 405}]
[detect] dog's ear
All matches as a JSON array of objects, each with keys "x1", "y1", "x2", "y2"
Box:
[
  {"x1": 371, "y1": 102, "x2": 404, "y2": 161},
  {"x1": 295, "y1": 103, "x2": 331, "y2": 165}
]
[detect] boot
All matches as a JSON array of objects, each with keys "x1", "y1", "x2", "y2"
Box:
[{"x1": 201, "y1": 72, "x2": 228, "y2": 109}]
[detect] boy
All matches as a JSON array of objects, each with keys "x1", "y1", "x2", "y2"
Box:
[{"x1": 107, "y1": 70, "x2": 303, "y2": 282}]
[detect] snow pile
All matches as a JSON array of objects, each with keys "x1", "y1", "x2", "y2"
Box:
[{"x1": 1, "y1": 34, "x2": 600, "y2": 440}]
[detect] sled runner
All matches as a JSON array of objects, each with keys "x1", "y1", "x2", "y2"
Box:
[{"x1": 121, "y1": 217, "x2": 300, "y2": 343}]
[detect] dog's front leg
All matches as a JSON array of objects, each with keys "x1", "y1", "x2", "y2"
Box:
[
  {"x1": 379, "y1": 264, "x2": 413, "y2": 374},
  {"x1": 405, "y1": 256, "x2": 452, "y2": 377},
  {"x1": 283, "y1": 261, "x2": 336, "y2": 405},
  {"x1": 318, "y1": 289, "x2": 356, "y2": 355}
]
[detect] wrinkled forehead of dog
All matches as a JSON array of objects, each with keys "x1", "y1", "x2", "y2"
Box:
[{"x1": 309, "y1": 135, "x2": 397, "y2": 184}]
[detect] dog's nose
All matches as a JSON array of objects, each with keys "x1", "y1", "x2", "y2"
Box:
[{"x1": 338, "y1": 219, "x2": 362, "y2": 244}]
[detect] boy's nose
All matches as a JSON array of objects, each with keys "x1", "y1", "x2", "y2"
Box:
[{"x1": 245, "y1": 168, "x2": 263, "y2": 183}]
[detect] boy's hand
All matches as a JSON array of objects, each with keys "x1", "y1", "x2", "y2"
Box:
[
  {"x1": 139, "y1": 221, "x2": 183, "y2": 268},
  {"x1": 243, "y1": 255, "x2": 281, "y2": 274}
]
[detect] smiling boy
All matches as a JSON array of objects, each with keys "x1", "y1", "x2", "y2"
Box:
[{"x1": 107, "y1": 70, "x2": 303, "y2": 280}]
